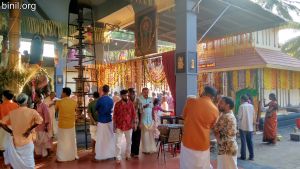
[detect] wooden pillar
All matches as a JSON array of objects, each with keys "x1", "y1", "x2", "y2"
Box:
[{"x1": 8, "y1": 0, "x2": 21, "y2": 68}]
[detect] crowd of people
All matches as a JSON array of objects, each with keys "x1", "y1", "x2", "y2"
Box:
[
  {"x1": 0, "y1": 85, "x2": 175, "y2": 168},
  {"x1": 180, "y1": 86, "x2": 278, "y2": 169},
  {"x1": 0, "y1": 84, "x2": 279, "y2": 169}
]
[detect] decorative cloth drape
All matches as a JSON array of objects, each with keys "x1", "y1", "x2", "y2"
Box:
[{"x1": 162, "y1": 51, "x2": 176, "y2": 112}]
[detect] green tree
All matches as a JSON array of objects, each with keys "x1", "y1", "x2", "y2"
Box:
[
  {"x1": 255, "y1": 0, "x2": 300, "y2": 20},
  {"x1": 255, "y1": 0, "x2": 300, "y2": 58},
  {"x1": 281, "y1": 22, "x2": 300, "y2": 58}
]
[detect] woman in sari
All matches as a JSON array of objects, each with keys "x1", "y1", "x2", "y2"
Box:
[{"x1": 263, "y1": 93, "x2": 278, "y2": 144}]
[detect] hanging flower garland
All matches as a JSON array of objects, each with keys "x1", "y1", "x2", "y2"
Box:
[{"x1": 144, "y1": 58, "x2": 166, "y2": 87}]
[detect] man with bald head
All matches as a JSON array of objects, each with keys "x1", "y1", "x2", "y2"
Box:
[{"x1": 0, "y1": 93, "x2": 43, "y2": 169}]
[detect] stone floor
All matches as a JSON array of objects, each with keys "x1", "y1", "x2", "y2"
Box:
[
  {"x1": 234, "y1": 126, "x2": 300, "y2": 169},
  {"x1": 1, "y1": 126, "x2": 300, "y2": 169}
]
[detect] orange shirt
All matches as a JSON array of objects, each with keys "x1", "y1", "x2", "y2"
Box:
[
  {"x1": 0, "y1": 100, "x2": 19, "y2": 125},
  {"x1": 1, "y1": 107, "x2": 43, "y2": 147},
  {"x1": 182, "y1": 96, "x2": 219, "y2": 151}
]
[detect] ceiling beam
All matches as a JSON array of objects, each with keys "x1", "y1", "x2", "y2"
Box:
[
  {"x1": 28, "y1": 0, "x2": 50, "y2": 20},
  {"x1": 94, "y1": 0, "x2": 130, "y2": 20},
  {"x1": 120, "y1": 0, "x2": 174, "y2": 29}
]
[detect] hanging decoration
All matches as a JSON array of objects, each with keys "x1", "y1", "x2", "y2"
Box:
[
  {"x1": 263, "y1": 68, "x2": 272, "y2": 90},
  {"x1": 89, "y1": 56, "x2": 168, "y2": 92},
  {"x1": 238, "y1": 70, "x2": 245, "y2": 89},
  {"x1": 0, "y1": 14, "x2": 109, "y2": 42},
  {"x1": 232, "y1": 71, "x2": 238, "y2": 92},
  {"x1": 246, "y1": 69, "x2": 251, "y2": 88},
  {"x1": 251, "y1": 69, "x2": 258, "y2": 89},
  {"x1": 198, "y1": 33, "x2": 253, "y2": 59},
  {"x1": 297, "y1": 72, "x2": 300, "y2": 89},
  {"x1": 271, "y1": 69, "x2": 277, "y2": 89},
  {"x1": 280, "y1": 70, "x2": 288, "y2": 89},
  {"x1": 144, "y1": 58, "x2": 166, "y2": 87}
]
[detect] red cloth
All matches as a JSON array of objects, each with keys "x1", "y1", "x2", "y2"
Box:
[
  {"x1": 162, "y1": 51, "x2": 176, "y2": 113},
  {"x1": 113, "y1": 100, "x2": 136, "y2": 131}
]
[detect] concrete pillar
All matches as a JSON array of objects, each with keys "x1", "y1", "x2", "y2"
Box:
[
  {"x1": 95, "y1": 43, "x2": 104, "y2": 64},
  {"x1": 55, "y1": 44, "x2": 65, "y2": 98},
  {"x1": 175, "y1": 0, "x2": 198, "y2": 115}
]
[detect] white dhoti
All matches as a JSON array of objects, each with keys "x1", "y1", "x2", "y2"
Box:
[
  {"x1": 217, "y1": 155, "x2": 238, "y2": 169},
  {"x1": 4, "y1": 136, "x2": 35, "y2": 169},
  {"x1": 34, "y1": 131, "x2": 52, "y2": 157},
  {"x1": 52, "y1": 119, "x2": 58, "y2": 137},
  {"x1": 89, "y1": 125, "x2": 97, "y2": 141},
  {"x1": 56, "y1": 127, "x2": 78, "y2": 162},
  {"x1": 95, "y1": 122, "x2": 115, "y2": 160},
  {"x1": 141, "y1": 126, "x2": 157, "y2": 153},
  {"x1": 180, "y1": 144, "x2": 212, "y2": 169},
  {"x1": 0, "y1": 128, "x2": 9, "y2": 150}
]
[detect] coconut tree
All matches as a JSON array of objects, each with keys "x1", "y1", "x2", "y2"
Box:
[
  {"x1": 281, "y1": 22, "x2": 300, "y2": 58},
  {"x1": 254, "y1": 0, "x2": 300, "y2": 58},
  {"x1": 254, "y1": 0, "x2": 300, "y2": 20}
]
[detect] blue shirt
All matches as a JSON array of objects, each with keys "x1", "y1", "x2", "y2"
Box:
[{"x1": 96, "y1": 95, "x2": 114, "y2": 123}]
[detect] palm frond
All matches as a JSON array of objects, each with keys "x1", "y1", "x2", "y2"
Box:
[
  {"x1": 255, "y1": 0, "x2": 299, "y2": 20},
  {"x1": 281, "y1": 35, "x2": 300, "y2": 58},
  {"x1": 281, "y1": 21, "x2": 300, "y2": 29}
]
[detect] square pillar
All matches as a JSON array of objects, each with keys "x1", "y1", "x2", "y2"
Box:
[
  {"x1": 55, "y1": 44, "x2": 65, "y2": 98},
  {"x1": 175, "y1": 0, "x2": 198, "y2": 115}
]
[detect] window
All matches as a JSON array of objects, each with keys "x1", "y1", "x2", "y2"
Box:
[
  {"x1": 43, "y1": 42, "x2": 55, "y2": 57},
  {"x1": 19, "y1": 39, "x2": 31, "y2": 54},
  {"x1": 19, "y1": 39, "x2": 55, "y2": 57}
]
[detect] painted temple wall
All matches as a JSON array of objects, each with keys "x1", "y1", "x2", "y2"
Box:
[{"x1": 199, "y1": 69, "x2": 300, "y2": 110}]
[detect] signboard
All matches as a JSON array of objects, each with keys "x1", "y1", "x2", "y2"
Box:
[
  {"x1": 199, "y1": 62, "x2": 216, "y2": 68},
  {"x1": 135, "y1": 8, "x2": 157, "y2": 56}
]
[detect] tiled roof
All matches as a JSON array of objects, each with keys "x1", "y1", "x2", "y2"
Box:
[
  {"x1": 256, "y1": 48, "x2": 300, "y2": 71},
  {"x1": 199, "y1": 47, "x2": 300, "y2": 72}
]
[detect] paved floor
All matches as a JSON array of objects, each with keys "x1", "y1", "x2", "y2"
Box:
[
  {"x1": 236, "y1": 126, "x2": 300, "y2": 169},
  {"x1": 1, "y1": 126, "x2": 300, "y2": 169}
]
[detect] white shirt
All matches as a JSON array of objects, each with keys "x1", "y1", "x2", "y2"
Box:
[{"x1": 238, "y1": 102, "x2": 255, "y2": 131}]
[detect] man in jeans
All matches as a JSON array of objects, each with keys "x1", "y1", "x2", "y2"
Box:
[
  {"x1": 113, "y1": 89, "x2": 136, "y2": 164},
  {"x1": 238, "y1": 95, "x2": 255, "y2": 160}
]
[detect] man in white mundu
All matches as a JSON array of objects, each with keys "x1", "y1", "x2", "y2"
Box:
[
  {"x1": 94, "y1": 85, "x2": 115, "y2": 160},
  {"x1": 55, "y1": 87, "x2": 78, "y2": 162},
  {"x1": 140, "y1": 88, "x2": 156, "y2": 154}
]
